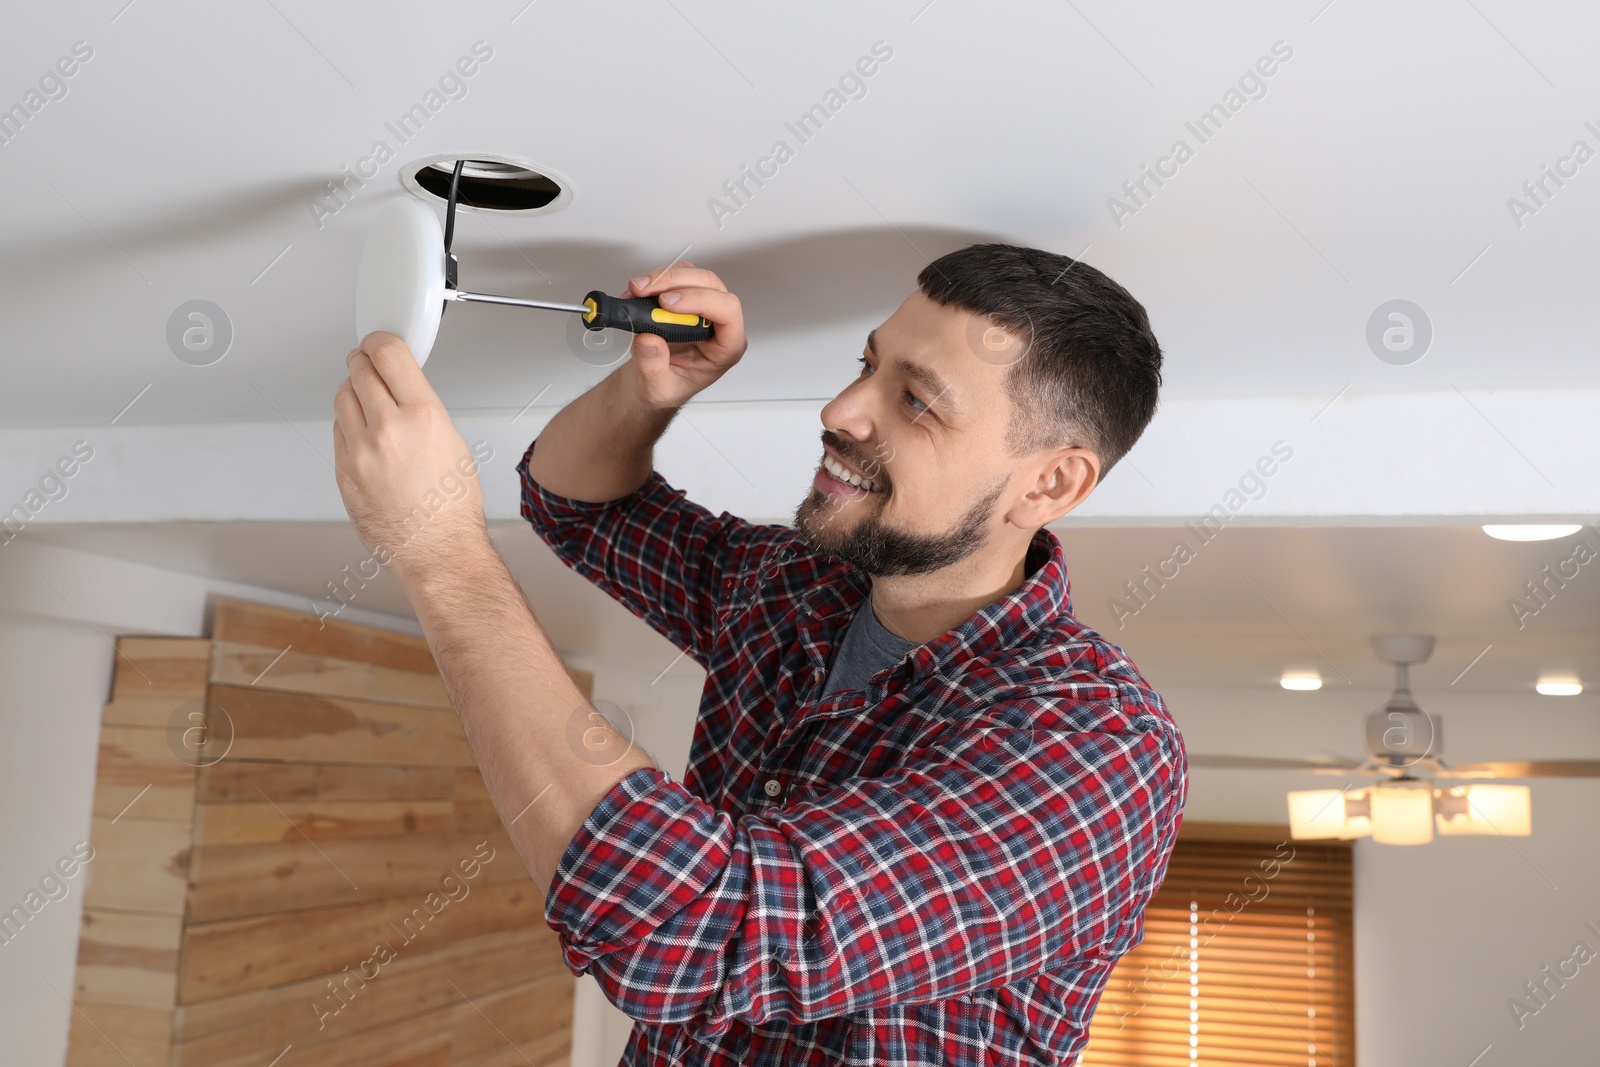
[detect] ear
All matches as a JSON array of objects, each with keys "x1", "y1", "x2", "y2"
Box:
[{"x1": 1006, "y1": 446, "x2": 1100, "y2": 529}]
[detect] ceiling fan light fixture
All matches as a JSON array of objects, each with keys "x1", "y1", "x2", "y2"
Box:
[
  {"x1": 1435, "y1": 784, "x2": 1531, "y2": 837},
  {"x1": 1481, "y1": 523, "x2": 1583, "y2": 541},
  {"x1": 1287, "y1": 789, "x2": 1348, "y2": 839},
  {"x1": 1534, "y1": 677, "x2": 1582, "y2": 696},
  {"x1": 1280, "y1": 671, "x2": 1322, "y2": 691},
  {"x1": 1369, "y1": 782, "x2": 1434, "y2": 845}
]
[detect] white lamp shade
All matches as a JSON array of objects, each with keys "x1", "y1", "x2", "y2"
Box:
[
  {"x1": 1288, "y1": 789, "x2": 1348, "y2": 839},
  {"x1": 1436, "y1": 784, "x2": 1532, "y2": 836},
  {"x1": 355, "y1": 198, "x2": 447, "y2": 366},
  {"x1": 1370, "y1": 784, "x2": 1434, "y2": 844}
]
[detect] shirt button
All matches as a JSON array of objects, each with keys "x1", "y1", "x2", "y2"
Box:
[{"x1": 763, "y1": 779, "x2": 783, "y2": 798}]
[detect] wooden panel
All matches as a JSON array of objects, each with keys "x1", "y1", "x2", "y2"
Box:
[
  {"x1": 211, "y1": 641, "x2": 452, "y2": 708},
  {"x1": 196, "y1": 762, "x2": 457, "y2": 803},
  {"x1": 89, "y1": 725, "x2": 199, "y2": 823},
  {"x1": 63, "y1": 1002, "x2": 171, "y2": 1067},
  {"x1": 212, "y1": 597, "x2": 439, "y2": 674},
  {"x1": 187, "y1": 830, "x2": 522, "y2": 922},
  {"x1": 72, "y1": 600, "x2": 581, "y2": 1067},
  {"x1": 192, "y1": 798, "x2": 456, "y2": 847},
  {"x1": 451, "y1": 972, "x2": 575, "y2": 1067},
  {"x1": 197, "y1": 1008, "x2": 455, "y2": 1067},
  {"x1": 82, "y1": 815, "x2": 193, "y2": 916},
  {"x1": 103, "y1": 694, "x2": 200, "y2": 729},
  {"x1": 74, "y1": 909, "x2": 183, "y2": 1011},
  {"x1": 172, "y1": 930, "x2": 567, "y2": 1067},
  {"x1": 180, "y1": 879, "x2": 546, "y2": 1001},
  {"x1": 109, "y1": 636, "x2": 212, "y2": 701},
  {"x1": 207, "y1": 684, "x2": 472, "y2": 766},
  {"x1": 458, "y1": 1033, "x2": 571, "y2": 1067},
  {"x1": 172, "y1": 926, "x2": 556, "y2": 1042}
]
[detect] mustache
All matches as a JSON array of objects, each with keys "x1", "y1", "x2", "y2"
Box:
[{"x1": 820, "y1": 430, "x2": 893, "y2": 487}]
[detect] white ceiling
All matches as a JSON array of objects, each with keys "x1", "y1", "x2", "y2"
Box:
[{"x1": 4, "y1": 0, "x2": 1600, "y2": 427}]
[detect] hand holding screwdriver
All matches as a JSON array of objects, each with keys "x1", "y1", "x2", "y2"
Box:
[{"x1": 620, "y1": 263, "x2": 749, "y2": 411}]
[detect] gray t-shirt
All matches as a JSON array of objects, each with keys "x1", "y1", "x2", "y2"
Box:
[{"x1": 820, "y1": 593, "x2": 919, "y2": 698}]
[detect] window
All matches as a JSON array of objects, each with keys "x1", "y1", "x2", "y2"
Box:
[{"x1": 1081, "y1": 824, "x2": 1354, "y2": 1066}]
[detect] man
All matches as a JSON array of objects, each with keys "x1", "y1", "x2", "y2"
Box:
[{"x1": 333, "y1": 243, "x2": 1187, "y2": 1066}]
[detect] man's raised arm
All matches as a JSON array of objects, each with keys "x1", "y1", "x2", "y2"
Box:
[
  {"x1": 328, "y1": 263, "x2": 745, "y2": 894},
  {"x1": 524, "y1": 264, "x2": 747, "y2": 502}
]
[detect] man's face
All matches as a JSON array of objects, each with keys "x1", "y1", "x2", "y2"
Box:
[{"x1": 793, "y1": 290, "x2": 1031, "y2": 577}]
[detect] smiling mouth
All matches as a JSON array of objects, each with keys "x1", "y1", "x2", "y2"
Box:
[{"x1": 821, "y1": 451, "x2": 885, "y2": 493}]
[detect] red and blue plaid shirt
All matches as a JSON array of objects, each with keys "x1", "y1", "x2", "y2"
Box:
[{"x1": 518, "y1": 439, "x2": 1187, "y2": 1066}]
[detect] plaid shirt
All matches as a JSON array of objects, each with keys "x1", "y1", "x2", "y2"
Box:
[{"x1": 518, "y1": 439, "x2": 1187, "y2": 1066}]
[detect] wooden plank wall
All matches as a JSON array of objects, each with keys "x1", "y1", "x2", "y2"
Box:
[{"x1": 68, "y1": 598, "x2": 589, "y2": 1067}]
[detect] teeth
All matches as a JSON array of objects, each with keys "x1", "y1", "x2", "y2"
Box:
[{"x1": 824, "y1": 455, "x2": 880, "y2": 492}]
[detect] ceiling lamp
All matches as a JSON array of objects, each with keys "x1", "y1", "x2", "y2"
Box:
[
  {"x1": 1280, "y1": 671, "x2": 1322, "y2": 691},
  {"x1": 1481, "y1": 524, "x2": 1583, "y2": 541},
  {"x1": 1368, "y1": 782, "x2": 1435, "y2": 844},
  {"x1": 1435, "y1": 784, "x2": 1532, "y2": 836},
  {"x1": 1287, "y1": 789, "x2": 1372, "y2": 840},
  {"x1": 1287, "y1": 782, "x2": 1532, "y2": 844},
  {"x1": 1535, "y1": 676, "x2": 1583, "y2": 696},
  {"x1": 1287, "y1": 789, "x2": 1347, "y2": 839}
]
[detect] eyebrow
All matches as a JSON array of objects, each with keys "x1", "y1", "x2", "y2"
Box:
[{"x1": 866, "y1": 330, "x2": 961, "y2": 417}]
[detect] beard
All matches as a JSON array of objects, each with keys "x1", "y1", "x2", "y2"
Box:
[{"x1": 793, "y1": 452, "x2": 1006, "y2": 578}]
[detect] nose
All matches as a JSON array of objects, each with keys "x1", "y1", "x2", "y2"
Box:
[{"x1": 820, "y1": 377, "x2": 875, "y2": 447}]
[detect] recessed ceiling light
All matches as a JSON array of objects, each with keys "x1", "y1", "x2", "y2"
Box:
[
  {"x1": 1535, "y1": 677, "x2": 1583, "y2": 696},
  {"x1": 400, "y1": 153, "x2": 573, "y2": 215},
  {"x1": 1482, "y1": 524, "x2": 1583, "y2": 542},
  {"x1": 1280, "y1": 672, "x2": 1322, "y2": 691}
]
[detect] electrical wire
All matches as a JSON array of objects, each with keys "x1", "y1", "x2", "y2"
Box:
[{"x1": 443, "y1": 158, "x2": 464, "y2": 255}]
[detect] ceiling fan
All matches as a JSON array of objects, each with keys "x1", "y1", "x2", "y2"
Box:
[{"x1": 1190, "y1": 635, "x2": 1600, "y2": 844}]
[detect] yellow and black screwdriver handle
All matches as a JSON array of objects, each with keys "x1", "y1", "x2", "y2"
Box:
[{"x1": 581, "y1": 290, "x2": 715, "y2": 344}]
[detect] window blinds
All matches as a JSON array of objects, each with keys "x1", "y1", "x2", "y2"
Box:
[{"x1": 1081, "y1": 834, "x2": 1354, "y2": 1067}]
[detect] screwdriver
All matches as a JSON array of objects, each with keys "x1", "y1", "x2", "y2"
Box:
[{"x1": 447, "y1": 287, "x2": 716, "y2": 344}]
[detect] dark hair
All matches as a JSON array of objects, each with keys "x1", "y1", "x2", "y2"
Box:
[{"x1": 916, "y1": 243, "x2": 1162, "y2": 477}]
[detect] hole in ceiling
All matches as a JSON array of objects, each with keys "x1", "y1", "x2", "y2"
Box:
[{"x1": 403, "y1": 156, "x2": 571, "y2": 214}]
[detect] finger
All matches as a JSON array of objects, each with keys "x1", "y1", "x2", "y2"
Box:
[
  {"x1": 651, "y1": 286, "x2": 745, "y2": 352},
  {"x1": 359, "y1": 331, "x2": 435, "y2": 407},
  {"x1": 630, "y1": 333, "x2": 669, "y2": 363},
  {"x1": 347, "y1": 349, "x2": 399, "y2": 421},
  {"x1": 333, "y1": 377, "x2": 367, "y2": 435},
  {"x1": 628, "y1": 265, "x2": 726, "y2": 297}
]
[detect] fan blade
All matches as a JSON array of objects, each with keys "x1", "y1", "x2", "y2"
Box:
[
  {"x1": 1190, "y1": 754, "x2": 1366, "y2": 772},
  {"x1": 1444, "y1": 760, "x2": 1600, "y2": 779}
]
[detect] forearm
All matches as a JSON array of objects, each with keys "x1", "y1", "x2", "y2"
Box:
[
  {"x1": 407, "y1": 532, "x2": 656, "y2": 891},
  {"x1": 526, "y1": 361, "x2": 677, "y2": 502}
]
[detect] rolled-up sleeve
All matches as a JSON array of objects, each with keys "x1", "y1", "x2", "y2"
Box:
[
  {"x1": 517, "y1": 438, "x2": 785, "y2": 663},
  {"x1": 542, "y1": 701, "x2": 1187, "y2": 1036}
]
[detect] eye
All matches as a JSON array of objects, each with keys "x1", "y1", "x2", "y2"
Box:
[{"x1": 857, "y1": 354, "x2": 931, "y2": 419}]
